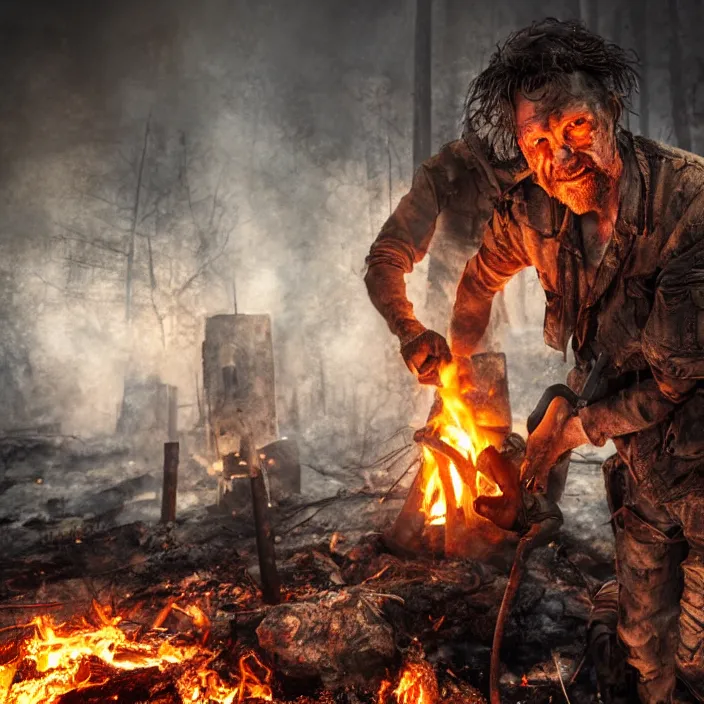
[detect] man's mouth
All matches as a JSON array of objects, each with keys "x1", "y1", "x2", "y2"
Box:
[{"x1": 553, "y1": 167, "x2": 590, "y2": 183}]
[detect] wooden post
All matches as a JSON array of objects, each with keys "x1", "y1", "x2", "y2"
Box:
[
  {"x1": 242, "y1": 434, "x2": 281, "y2": 604},
  {"x1": 167, "y1": 386, "x2": 178, "y2": 442},
  {"x1": 161, "y1": 442, "x2": 179, "y2": 523}
]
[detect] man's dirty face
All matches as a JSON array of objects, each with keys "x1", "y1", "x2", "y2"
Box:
[{"x1": 515, "y1": 73, "x2": 621, "y2": 215}]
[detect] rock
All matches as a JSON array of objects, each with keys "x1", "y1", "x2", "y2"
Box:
[{"x1": 256, "y1": 589, "x2": 396, "y2": 687}]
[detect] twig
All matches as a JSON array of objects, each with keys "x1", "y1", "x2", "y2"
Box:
[
  {"x1": 379, "y1": 457, "x2": 421, "y2": 504},
  {"x1": 280, "y1": 490, "x2": 386, "y2": 522},
  {"x1": 0, "y1": 623, "x2": 34, "y2": 635},
  {"x1": 301, "y1": 463, "x2": 350, "y2": 481},
  {"x1": 342, "y1": 444, "x2": 413, "y2": 471},
  {"x1": 284, "y1": 506, "x2": 328, "y2": 532},
  {"x1": 568, "y1": 651, "x2": 588, "y2": 687},
  {"x1": 361, "y1": 565, "x2": 390, "y2": 584},
  {"x1": 552, "y1": 651, "x2": 572, "y2": 703}
]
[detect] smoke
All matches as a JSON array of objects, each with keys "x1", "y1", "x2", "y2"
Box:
[
  {"x1": 0, "y1": 0, "x2": 421, "y2": 455},
  {"x1": 0, "y1": 0, "x2": 602, "y2": 461}
]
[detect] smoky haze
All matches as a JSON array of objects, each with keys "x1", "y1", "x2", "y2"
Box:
[{"x1": 0, "y1": 0, "x2": 700, "y2": 465}]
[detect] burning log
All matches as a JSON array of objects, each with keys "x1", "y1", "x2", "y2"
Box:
[
  {"x1": 55, "y1": 666, "x2": 179, "y2": 703},
  {"x1": 161, "y1": 441, "x2": 179, "y2": 523},
  {"x1": 385, "y1": 354, "x2": 517, "y2": 560},
  {"x1": 243, "y1": 434, "x2": 282, "y2": 605}
]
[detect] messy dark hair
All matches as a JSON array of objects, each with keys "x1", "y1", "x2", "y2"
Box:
[{"x1": 463, "y1": 18, "x2": 639, "y2": 161}]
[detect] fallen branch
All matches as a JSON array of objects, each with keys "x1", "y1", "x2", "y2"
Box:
[{"x1": 0, "y1": 602, "x2": 64, "y2": 610}]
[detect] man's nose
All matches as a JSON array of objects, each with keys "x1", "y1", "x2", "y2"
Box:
[{"x1": 554, "y1": 144, "x2": 575, "y2": 167}]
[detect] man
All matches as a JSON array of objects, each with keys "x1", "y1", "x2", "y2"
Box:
[
  {"x1": 444, "y1": 18, "x2": 704, "y2": 704},
  {"x1": 364, "y1": 118, "x2": 525, "y2": 386}
]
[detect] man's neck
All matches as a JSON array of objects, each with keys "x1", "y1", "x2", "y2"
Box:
[
  {"x1": 587, "y1": 153, "x2": 624, "y2": 243},
  {"x1": 581, "y1": 173, "x2": 622, "y2": 273}
]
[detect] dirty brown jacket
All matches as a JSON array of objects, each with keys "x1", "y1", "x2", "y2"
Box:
[
  {"x1": 364, "y1": 139, "x2": 521, "y2": 343},
  {"x1": 451, "y1": 131, "x2": 704, "y2": 496}
]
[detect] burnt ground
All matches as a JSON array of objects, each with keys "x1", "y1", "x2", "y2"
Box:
[{"x1": 0, "y1": 430, "x2": 618, "y2": 703}]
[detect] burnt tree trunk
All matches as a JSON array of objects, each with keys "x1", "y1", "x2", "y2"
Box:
[
  {"x1": 124, "y1": 115, "x2": 151, "y2": 325},
  {"x1": 413, "y1": 0, "x2": 432, "y2": 172},
  {"x1": 630, "y1": 0, "x2": 650, "y2": 137},
  {"x1": 668, "y1": 0, "x2": 692, "y2": 150}
]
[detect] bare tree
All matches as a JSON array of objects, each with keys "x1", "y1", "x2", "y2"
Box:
[
  {"x1": 668, "y1": 0, "x2": 692, "y2": 150},
  {"x1": 630, "y1": 0, "x2": 650, "y2": 137},
  {"x1": 413, "y1": 0, "x2": 432, "y2": 171}
]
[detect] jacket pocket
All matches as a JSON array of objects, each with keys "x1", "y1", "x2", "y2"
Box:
[
  {"x1": 664, "y1": 390, "x2": 704, "y2": 459},
  {"x1": 625, "y1": 275, "x2": 655, "y2": 330}
]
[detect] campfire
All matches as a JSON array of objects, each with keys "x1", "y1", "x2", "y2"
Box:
[{"x1": 385, "y1": 354, "x2": 519, "y2": 560}]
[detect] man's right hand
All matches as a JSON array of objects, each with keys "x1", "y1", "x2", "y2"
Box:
[{"x1": 400, "y1": 329, "x2": 452, "y2": 385}]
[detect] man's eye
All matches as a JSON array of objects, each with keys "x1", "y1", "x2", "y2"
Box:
[
  {"x1": 533, "y1": 137, "x2": 548, "y2": 148},
  {"x1": 572, "y1": 118, "x2": 587, "y2": 127}
]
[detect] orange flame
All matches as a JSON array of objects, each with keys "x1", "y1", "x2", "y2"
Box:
[
  {"x1": 378, "y1": 662, "x2": 438, "y2": 704},
  {"x1": 420, "y1": 361, "x2": 501, "y2": 527},
  {"x1": 0, "y1": 605, "x2": 272, "y2": 704}
]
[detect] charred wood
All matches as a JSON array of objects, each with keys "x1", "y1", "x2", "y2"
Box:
[{"x1": 243, "y1": 434, "x2": 281, "y2": 605}]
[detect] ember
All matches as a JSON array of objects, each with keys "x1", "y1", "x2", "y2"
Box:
[{"x1": 0, "y1": 602, "x2": 272, "y2": 704}]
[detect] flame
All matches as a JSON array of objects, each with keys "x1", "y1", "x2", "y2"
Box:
[
  {"x1": 179, "y1": 652, "x2": 273, "y2": 704},
  {"x1": 0, "y1": 605, "x2": 272, "y2": 704},
  {"x1": 419, "y1": 361, "x2": 497, "y2": 527},
  {"x1": 476, "y1": 469, "x2": 503, "y2": 498},
  {"x1": 379, "y1": 662, "x2": 438, "y2": 704}
]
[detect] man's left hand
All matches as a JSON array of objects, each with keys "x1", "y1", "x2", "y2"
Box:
[{"x1": 520, "y1": 396, "x2": 590, "y2": 494}]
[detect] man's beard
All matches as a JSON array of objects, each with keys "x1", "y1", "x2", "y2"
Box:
[{"x1": 540, "y1": 157, "x2": 614, "y2": 215}]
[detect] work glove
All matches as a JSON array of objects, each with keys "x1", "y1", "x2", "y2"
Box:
[
  {"x1": 473, "y1": 445, "x2": 562, "y2": 537},
  {"x1": 400, "y1": 329, "x2": 452, "y2": 386},
  {"x1": 472, "y1": 446, "x2": 521, "y2": 530},
  {"x1": 520, "y1": 396, "x2": 589, "y2": 495}
]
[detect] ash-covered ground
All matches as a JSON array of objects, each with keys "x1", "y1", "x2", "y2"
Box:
[
  {"x1": 0, "y1": 339, "x2": 619, "y2": 703},
  {"x1": 0, "y1": 428, "x2": 615, "y2": 564}
]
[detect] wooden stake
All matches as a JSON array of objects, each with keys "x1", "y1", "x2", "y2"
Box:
[
  {"x1": 242, "y1": 434, "x2": 281, "y2": 604},
  {"x1": 167, "y1": 386, "x2": 178, "y2": 442},
  {"x1": 161, "y1": 442, "x2": 179, "y2": 523}
]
